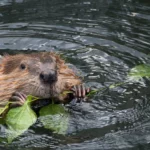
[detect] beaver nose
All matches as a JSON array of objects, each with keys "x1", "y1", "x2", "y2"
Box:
[{"x1": 40, "y1": 71, "x2": 57, "y2": 84}]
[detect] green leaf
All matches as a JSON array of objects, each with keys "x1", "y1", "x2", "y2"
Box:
[
  {"x1": 109, "y1": 82, "x2": 125, "y2": 89},
  {"x1": 39, "y1": 104, "x2": 69, "y2": 135},
  {"x1": 128, "y1": 64, "x2": 150, "y2": 81},
  {"x1": 86, "y1": 89, "x2": 98, "y2": 97},
  {"x1": 0, "y1": 103, "x2": 9, "y2": 116},
  {"x1": 5, "y1": 96, "x2": 37, "y2": 143},
  {"x1": 0, "y1": 117, "x2": 5, "y2": 124},
  {"x1": 60, "y1": 90, "x2": 73, "y2": 97}
]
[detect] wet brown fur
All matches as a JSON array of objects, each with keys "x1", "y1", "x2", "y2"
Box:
[{"x1": 0, "y1": 52, "x2": 81, "y2": 108}]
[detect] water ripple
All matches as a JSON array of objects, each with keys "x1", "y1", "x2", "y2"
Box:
[{"x1": 0, "y1": 0, "x2": 150, "y2": 149}]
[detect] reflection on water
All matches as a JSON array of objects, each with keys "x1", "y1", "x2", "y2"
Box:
[{"x1": 0, "y1": 0, "x2": 150, "y2": 149}]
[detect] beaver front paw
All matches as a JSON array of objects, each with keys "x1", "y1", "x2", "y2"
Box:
[
  {"x1": 9, "y1": 92, "x2": 27, "y2": 108},
  {"x1": 70, "y1": 84, "x2": 90, "y2": 104}
]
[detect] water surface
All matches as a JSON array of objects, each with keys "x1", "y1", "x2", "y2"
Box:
[{"x1": 0, "y1": 0, "x2": 150, "y2": 149}]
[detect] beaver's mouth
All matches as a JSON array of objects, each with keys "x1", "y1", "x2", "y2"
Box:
[{"x1": 43, "y1": 76, "x2": 57, "y2": 85}]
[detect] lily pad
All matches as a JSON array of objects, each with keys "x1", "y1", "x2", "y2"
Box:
[{"x1": 39, "y1": 104, "x2": 69, "y2": 135}]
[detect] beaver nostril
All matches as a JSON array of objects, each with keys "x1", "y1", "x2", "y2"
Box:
[
  {"x1": 40, "y1": 71, "x2": 57, "y2": 84},
  {"x1": 40, "y1": 73, "x2": 45, "y2": 80}
]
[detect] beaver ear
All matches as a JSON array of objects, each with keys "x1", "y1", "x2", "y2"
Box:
[
  {"x1": 1, "y1": 53, "x2": 10, "y2": 61},
  {"x1": 0, "y1": 55, "x2": 9, "y2": 65},
  {"x1": 3, "y1": 53, "x2": 9, "y2": 57}
]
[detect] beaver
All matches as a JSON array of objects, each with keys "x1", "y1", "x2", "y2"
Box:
[{"x1": 0, "y1": 52, "x2": 90, "y2": 112}]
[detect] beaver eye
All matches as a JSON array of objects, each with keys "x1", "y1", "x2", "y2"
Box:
[{"x1": 20, "y1": 64, "x2": 26, "y2": 70}]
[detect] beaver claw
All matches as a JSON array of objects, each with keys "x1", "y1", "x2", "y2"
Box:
[
  {"x1": 9, "y1": 92, "x2": 27, "y2": 108},
  {"x1": 70, "y1": 84, "x2": 90, "y2": 104}
]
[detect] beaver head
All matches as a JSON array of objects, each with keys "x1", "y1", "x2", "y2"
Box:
[
  {"x1": 0, "y1": 52, "x2": 82, "y2": 109},
  {"x1": 0, "y1": 52, "x2": 58, "y2": 100}
]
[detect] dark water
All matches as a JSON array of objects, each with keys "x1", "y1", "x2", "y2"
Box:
[{"x1": 0, "y1": 0, "x2": 150, "y2": 149}]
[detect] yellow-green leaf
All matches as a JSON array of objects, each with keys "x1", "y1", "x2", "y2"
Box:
[
  {"x1": 0, "y1": 103, "x2": 9, "y2": 116},
  {"x1": 128, "y1": 64, "x2": 150, "y2": 81}
]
